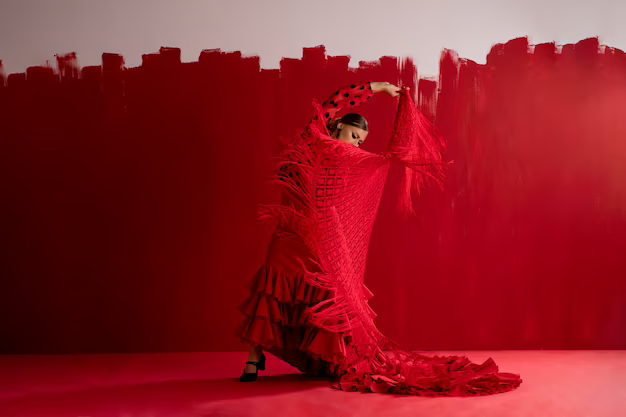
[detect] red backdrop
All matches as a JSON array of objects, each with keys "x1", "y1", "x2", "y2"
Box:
[{"x1": 1, "y1": 38, "x2": 625, "y2": 354}]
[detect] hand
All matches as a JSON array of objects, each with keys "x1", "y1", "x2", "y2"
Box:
[{"x1": 371, "y1": 82, "x2": 402, "y2": 97}]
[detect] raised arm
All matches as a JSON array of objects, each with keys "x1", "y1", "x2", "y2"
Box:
[{"x1": 315, "y1": 81, "x2": 402, "y2": 129}]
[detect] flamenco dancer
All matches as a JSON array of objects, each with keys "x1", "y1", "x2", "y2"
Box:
[{"x1": 236, "y1": 80, "x2": 522, "y2": 396}]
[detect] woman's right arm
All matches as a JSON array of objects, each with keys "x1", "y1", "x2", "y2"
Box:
[
  {"x1": 319, "y1": 81, "x2": 374, "y2": 126},
  {"x1": 370, "y1": 82, "x2": 402, "y2": 96},
  {"x1": 316, "y1": 82, "x2": 402, "y2": 126}
]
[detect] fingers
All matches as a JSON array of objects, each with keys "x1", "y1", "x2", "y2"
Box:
[
  {"x1": 392, "y1": 85, "x2": 410, "y2": 97},
  {"x1": 384, "y1": 83, "x2": 405, "y2": 97}
]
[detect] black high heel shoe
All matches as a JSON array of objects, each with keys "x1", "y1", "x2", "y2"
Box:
[{"x1": 239, "y1": 352, "x2": 266, "y2": 382}]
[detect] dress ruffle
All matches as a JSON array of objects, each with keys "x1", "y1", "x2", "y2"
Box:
[
  {"x1": 235, "y1": 255, "x2": 523, "y2": 396},
  {"x1": 236, "y1": 229, "x2": 361, "y2": 376},
  {"x1": 330, "y1": 353, "x2": 522, "y2": 396}
]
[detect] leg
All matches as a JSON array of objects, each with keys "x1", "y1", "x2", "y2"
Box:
[{"x1": 244, "y1": 343, "x2": 263, "y2": 374}]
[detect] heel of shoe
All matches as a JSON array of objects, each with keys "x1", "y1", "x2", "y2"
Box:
[
  {"x1": 239, "y1": 369, "x2": 258, "y2": 382},
  {"x1": 239, "y1": 353, "x2": 265, "y2": 382}
]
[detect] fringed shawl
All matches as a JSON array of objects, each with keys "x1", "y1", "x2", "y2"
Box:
[{"x1": 258, "y1": 89, "x2": 522, "y2": 396}]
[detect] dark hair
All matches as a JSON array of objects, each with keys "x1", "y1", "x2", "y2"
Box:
[{"x1": 328, "y1": 113, "x2": 368, "y2": 133}]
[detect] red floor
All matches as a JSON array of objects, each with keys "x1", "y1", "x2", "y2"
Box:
[{"x1": 0, "y1": 351, "x2": 624, "y2": 416}]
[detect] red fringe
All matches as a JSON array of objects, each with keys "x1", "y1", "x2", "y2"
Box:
[
  {"x1": 384, "y1": 88, "x2": 448, "y2": 217},
  {"x1": 253, "y1": 90, "x2": 521, "y2": 396}
]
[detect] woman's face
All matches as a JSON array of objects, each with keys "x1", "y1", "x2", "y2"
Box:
[{"x1": 335, "y1": 123, "x2": 368, "y2": 147}]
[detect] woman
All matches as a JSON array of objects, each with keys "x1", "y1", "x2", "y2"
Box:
[
  {"x1": 237, "y1": 81, "x2": 398, "y2": 378},
  {"x1": 236, "y1": 80, "x2": 522, "y2": 396}
]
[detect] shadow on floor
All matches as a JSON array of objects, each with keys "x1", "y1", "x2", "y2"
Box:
[{"x1": 0, "y1": 373, "x2": 336, "y2": 417}]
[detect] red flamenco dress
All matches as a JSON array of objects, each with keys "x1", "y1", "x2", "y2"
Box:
[{"x1": 236, "y1": 81, "x2": 523, "y2": 396}]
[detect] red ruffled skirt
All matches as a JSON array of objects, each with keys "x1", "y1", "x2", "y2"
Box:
[
  {"x1": 236, "y1": 229, "x2": 523, "y2": 395},
  {"x1": 236, "y1": 228, "x2": 365, "y2": 377}
]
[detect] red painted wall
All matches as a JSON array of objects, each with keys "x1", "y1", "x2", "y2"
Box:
[{"x1": 1, "y1": 39, "x2": 625, "y2": 353}]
